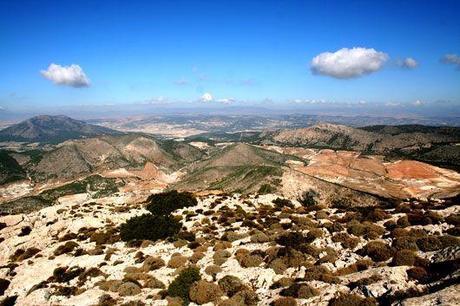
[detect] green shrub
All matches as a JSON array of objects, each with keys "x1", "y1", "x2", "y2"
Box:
[
  {"x1": 276, "y1": 232, "x2": 306, "y2": 249},
  {"x1": 167, "y1": 266, "x2": 201, "y2": 303},
  {"x1": 407, "y1": 266, "x2": 428, "y2": 282},
  {"x1": 329, "y1": 293, "x2": 376, "y2": 306},
  {"x1": 273, "y1": 198, "x2": 294, "y2": 209},
  {"x1": 391, "y1": 249, "x2": 416, "y2": 266},
  {"x1": 360, "y1": 241, "x2": 394, "y2": 262},
  {"x1": 120, "y1": 214, "x2": 181, "y2": 241},
  {"x1": 146, "y1": 190, "x2": 197, "y2": 216},
  {"x1": 258, "y1": 184, "x2": 275, "y2": 194},
  {"x1": 416, "y1": 237, "x2": 442, "y2": 252},
  {"x1": 392, "y1": 236, "x2": 418, "y2": 251},
  {"x1": 298, "y1": 190, "x2": 318, "y2": 207}
]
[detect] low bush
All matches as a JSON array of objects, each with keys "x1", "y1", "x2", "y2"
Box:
[
  {"x1": 416, "y1": 237, "x2": 442, "y2": 252},
  {"x1": 0, "y1": 278, "x2": 10, "y2": 295},
  {"x1": 407, "y1": 266, "x2": 428, "y2": 282},
  {"x1": 280, "y1": 283, "x2": 319, "y2": 299},
  {"x1": 167, "y1": 266, "x2": 201, "y2": 303},
  {"x1": 52, "y1": 266, "x2": 85, "y2": 283},
  {"x1": 298, "y1": 189, "x2": 318, "y2": 207},
  {"x1": 347, "y1": 220, "x2": 384, "y2": 239},
  {"x1": 438, "y1": 235, "x2": 460, "y2": 248},
  {"x1": 391, "y1": 249, "x2": 416, "y2": 266},
  {"x1": 273, "y1": 198, "x2": 294, "y2": 209},
  {"x1": 276, "y1": 232, "x2": 306, "y2": 249},
  {"x1": 146, "y1": 190, "x2": 197, "y2": 216},
  {"x1": 348, "y1": 274, "x2": 382, "y2": 290},
  {"x1": 218, "y1": 275, "x2": 244, "y2": 297},
  {"x1": 332, "y1": 232, "x2": 359, "y2": 250},
  {"x1": 120, "y1": 214, "x2": 181, "y2": 242},
  {"x1": 273, "y1": 297, "x2": 297, "y2": 306},
  {"x1": 359, "y1": 241, "x2": 394, "y2": 262},
  {"x1": 392, "y1": 236, "x2": 418, "y2": 251},
  {"x1": 329, "y1": 293, "x2": 376, "y2": 306},
  {"x1": 54, "y1": 241, "x2": 80, "y2": 256}
]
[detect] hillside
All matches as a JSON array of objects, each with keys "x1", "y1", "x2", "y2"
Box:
[
  {"x1": 173, "y1": 143, "x2": 293, "y2": 193},
  {"x1": 0, "y1": 115, "x2": 123, "y2": 143},
  {"x1": 0, "y1": 134, "x2": 205, "y2": 184},
  {"x1": 0, "y1": 151, "x2": 26, "y2": 184},
  {"x1": 270, "y1": 123, "x2": 460, "y2": 168},
  {"x1": 28, "y1": 134, "x2": 204, "y2": 182}
]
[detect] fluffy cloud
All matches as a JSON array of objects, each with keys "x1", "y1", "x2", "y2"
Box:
[
  {"x1": 41, "y1": 63, "x2": 90, "y2": 87},
  {"x1": 311, "y1": 47, "x2": 388, "y2": 79},
  {"x1": 399, "y1": 57, "x2": 418, "y2": 69},
  {"x1": 412, "y1": 100, "x2": 424, "y2": 106},
  {"x1": 201, "y1": 92, "x2": 213, "y2": 102},
  {"x1": 441, "y1": 54, "x2": 460, "y2": 69}
]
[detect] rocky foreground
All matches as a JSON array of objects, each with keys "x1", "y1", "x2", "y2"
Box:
[{"x1": 0, "y1": 191, "x2": 459, "y2": 306}]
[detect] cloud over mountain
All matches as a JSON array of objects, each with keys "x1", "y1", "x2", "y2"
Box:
[
  {"x1": 311, "y1": 47, "x2": 388, "y2": 79},
  {"x1": 41, "y1": 63, "x2": 90, "y2": 87}
]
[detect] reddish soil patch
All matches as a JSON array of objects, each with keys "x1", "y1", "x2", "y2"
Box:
[{"x1": 385, "y1": 160, "x2": 439, "y2": 180}]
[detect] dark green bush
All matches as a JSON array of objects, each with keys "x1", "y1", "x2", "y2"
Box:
[
  {"x1": 298, "y1": 190, "x2": 318, "y2": 207},
  {"x1": 120, "y1": 214, "x2": 181, "y2": 242},
  {"x1": 167, "y1": 266, "x2": 201, "y2": 303},
  {"x1": 258, "y1": 184, "x2": 275, "y2": 194},
  {"x1": 416, "y1": 237, "x2": 442, "y2": 252},
  {"x1": 391, "y1": 249, "x2": 416, "y2": 266},
  {"x1": 276, "y1": 232, "x2": 306, "y2": 249},
  {"x1": 273, "y1": 198, "x2": 294, "y2": 209},
  {"x1": 329, "y1": 293, "x2": 377, "y2": 306},
  {"x1": 146, "y1": 190, "x2": 197, "y2": 216},
  {"x1": 360, "y1": 241, "x2": 394, "y2": 262}
]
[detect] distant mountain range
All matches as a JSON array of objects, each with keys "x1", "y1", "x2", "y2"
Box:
[
  {"x1": 0, "y1": 115, "x2": 122, "y2": 143},
  {"x1": 1, "y1": 115, "x2": 460, "y2": 199}
]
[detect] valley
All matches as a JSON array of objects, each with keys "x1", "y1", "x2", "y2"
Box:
[{"x1": 0, "y1": 115, "x2": 459, "y2": 306}]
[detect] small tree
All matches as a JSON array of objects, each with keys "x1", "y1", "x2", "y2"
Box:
[
  {"x1": 298, "y1": 189, "x2": 318, "y2": 207},
  {"x1": 120, "y1": 214, "x2": 181, "y2": 241},
  {"x1": 146, "y1": 190, "x2": 197, "y2": 216}
]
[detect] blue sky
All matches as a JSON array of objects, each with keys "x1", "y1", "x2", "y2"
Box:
[{"x1": 0, "y1": 0, "x2": 459, "y2": 116}]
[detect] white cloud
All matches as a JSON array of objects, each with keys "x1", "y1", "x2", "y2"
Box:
[
  {"x1": 311, "y1": 47, "x2": 388, "y2": 79},
  {"x1": 442, "y1": 54, "x2": 460, "y2": 69},
  {"x1": 201, "y1": 92, "x2": 213, "y2": 102},
  {"x1": 41, "y1": 63, "x2": 90, "y2": 87},
  {"x1": 216, "y1": 98, "x2": 235, "y2": 104},
  {"x1": 399, "y1": 57, "x2": 418, "y2": 69},
  {"x1": 413, "y1": 100, "x2": 424, "y2": 106}
]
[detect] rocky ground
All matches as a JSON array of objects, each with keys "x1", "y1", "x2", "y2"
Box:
[{"x1": 1, "y1": 188, "x2": 459, "y2": 305}]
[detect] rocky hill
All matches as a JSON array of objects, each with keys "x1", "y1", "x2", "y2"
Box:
[
  {"x1": 0, "y1": 134, "x2": 204, "y2": 185},
  {"x1": 270, "y1": 123, "x2": 460, "y2": 169},
  {"x1": 173, "y1": 143, "x2": 293, "y2": 194},
  {"x1": 0, "y1": 115, "x2": 123, "y2": 143}
]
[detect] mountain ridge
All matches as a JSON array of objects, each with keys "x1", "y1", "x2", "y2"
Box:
[{"x1": 0, "y1": 115, "x2": 123, "y2": 143}]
